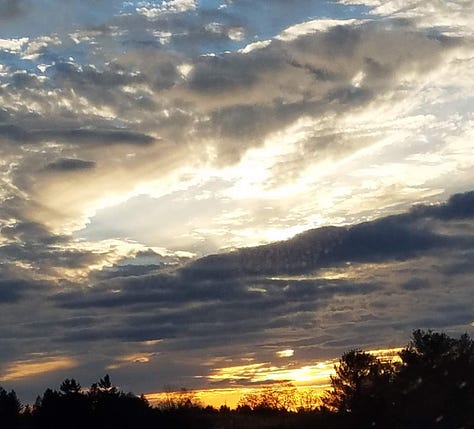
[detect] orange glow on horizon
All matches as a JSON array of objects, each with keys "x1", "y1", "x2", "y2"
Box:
[
  {"x1": 146, "y1": 385, "x2": 329, "y2": 410},
  {"x1": 207, "y1": 360, "x2": 336, "y2": 386},
  {"x1": 146, "y1": 347, "x2": 402, "y2": 409}
]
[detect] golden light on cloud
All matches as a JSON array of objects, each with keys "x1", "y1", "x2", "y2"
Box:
[
  {"x1": 276, "y1": 349, "x2": 294, "y2": 358},
  {"x1": 33, "y1": 238, "x2": 193, "y2": 283},
  {"x1": 208, "y1": 363, "x2": 267, "y2": 382},
  {"x1": 208, "y1": 360, "x2": 336, "y2": 386},
  {"x1": 271, "y1": 363, "x2": 335, "y2": 385},
  {"x1": 106, "y1": 353, "x2": 156, "y2": 370},
  {"x1": 149, "y1": 347, "x2": 404, "y2": 408},
  {"x1": 270, "y1": 261, "x2": 419, "y2": 284},
  {"x1": 141, "y1": 339, "x2": 163, "y2": 346},
  {"x1": 208, "y1": 348, "x2": 402, "y2": 387},
  {"x1": 35, "y1": 240, "x2": 136, "y2": 281},
  {"x1": 1, "y1": 356, "x2": 78, "y2": 381}
]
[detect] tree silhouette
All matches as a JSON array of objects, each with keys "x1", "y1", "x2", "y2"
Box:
[
  {"x1": 157, "y1": 387, "x2": 202, "y2": 410},
  {"x1": 322, "y1": 331, "x2": 474, "y2": 428},
  {"x1": 88, "y1": 374, "x2": 152, "y2": 428},
  {"x1": 322, "y1": 349, "x2": 396, "y2": 427},
  {"x1": 0, "y1": 387, "x2": 21, "y2": 428},
  {"x1": 238, "y1": 383, "x2": 298, "y2": 412},
  {"x1": 59, "y1": 378, "x2": 82, "y2": 396},
  {"x1": 33, "y1": 388, "x2": 61, "y2": 428},
  {"x1": 396, "y1": 330, "x2": 474, "y2": 428}
]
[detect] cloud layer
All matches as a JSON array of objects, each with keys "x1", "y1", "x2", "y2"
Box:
[{"x1": 0, "y1": 0, "x2": 473, "y2": 403}]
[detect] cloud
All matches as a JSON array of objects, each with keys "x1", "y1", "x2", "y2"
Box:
[
  {"x1": 409, "y1": 191, "x2": 474, "y2": 220},
  {"x1": 341, "y1": 0, "x2": 474, "y2": 36},
  {"x1": 136, "y1": 0, "x2": 197, "y2": 17},
  {"x1": 184, "y1": 191, "x2": 474, "y2": 278},
  {"x1": 0, "y1": 0, "x2": 24, "y2": 20},
  {"x1": 43, "y1": 158, "x2": 96, "y2": 172},
  {"x1": 0, "y1": 279, "x2": 29, "y2": 303},
  {"x1": 0, "y1": 192, "x2": 472, "y2": 399},
  {"x1": 45, "y1": 192, "x2": 474, "y2": 366},
  {"x1": 0, "y1": 124, "x2": 156, "y2": 146},
  {"x1": 400, "y1": 277, "x2": 430, "y2": 291},
  {"x1": 0, "y1": 0, "x2": 472, "y2": 401},
  {"x1": 0, "y1": 11, "x2": 467, "y2": 242},
  {"x1": 0, "y1": 220, "x2": 66, "y2": 245},
  {"x1": 1, "y1": 356, "x2": 78, "y2": 381}
]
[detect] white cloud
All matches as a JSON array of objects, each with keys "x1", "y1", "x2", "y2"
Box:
[
  {"x1": 277, "y1": 18, "x2": 360, "y2": 41},
  {"x1": 276, "y1": 349, "x2": 294, "y2": 358},
  {"x1": 0, "y1": 36, "x2": 28, "y2": 51},
  {"x1": 341, "y1": 0, "x2": 474, "y2": 36},
  {"x1": 239, "y1": 40, "x2": 271, "y2": 54},
  {"x1": 136, "y1": 0, "x2": 197, "y2": 19}
]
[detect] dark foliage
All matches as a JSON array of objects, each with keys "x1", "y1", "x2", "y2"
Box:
[
  {"x1": 32, "y1": 375, "x2": 153, "y2": 429},
  {"x1": 2, "y1": 330, "x2": 474, "y2": 428},
  {"x1": 323, "y1": 330, "x2": 474, "y2": 429},
  {"x1": 0, "y1": 387, "x2": 21, "y2": 428}
]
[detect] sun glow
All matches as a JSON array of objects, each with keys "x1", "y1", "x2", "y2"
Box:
[
  {"x1": 208, "y1": 360, "x2": 336, "y2": 386},
  {"x1": 190, "y1": 347, "x2": 403, "y2": 407}
]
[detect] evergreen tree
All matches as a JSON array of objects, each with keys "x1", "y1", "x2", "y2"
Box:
[{"x1": 0, "y1": 387, "x2": 22, "y2": 428}]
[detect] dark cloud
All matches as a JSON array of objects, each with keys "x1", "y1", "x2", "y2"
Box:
[
  {"x1": 439, "y1": 251, "x2": 474, "y2": 275},
  {"x1": 4, "y1": 190, "x2": 474, "y2": 351},
  {"x1": 0, "y1": 221, "x2": 63, "y2": 245},
  {"x1": 0, "y1": 279, "x2": 28, "y2": 303},
  {"x1": 0, "y1": 192, "x2": 472, "y2": 401},
  {"x1": 0, "y1": 0, "x2": 24, "y2": 19},
  {"x1": 44, "y1": 158, "x2": 96, "y2": 172},
  {"x1": 53, "y1": 62, "x2": 146, "y2": 89},
  {"x1": 93, "y1": 264, "x2": 164, "y2": 279},
  {"x1": 10, "y1": 72, "x2": 41, "y2": 89},
  {"x1": 0, "y1": 219, "x2": 106, "y2": 282},
  {"x1": 325, "y1": 85, "x2": 374, "y2": 105},
  {"x1": 0, "y1": 124, "x2": 29, "y2": 142},
  {"x1": 400, "y1": 277, "x2": 431, "y2": 291},
  {"x1": 413, "y1": 312, "x2": 474, "y2": 330},
  {"x1": 50, "y1": 254, "x2": 384, "y2": 349},
  {"x1": 188, "y1": 51, "x2": 276, "y2": 92},
  {"x1": 0, "y1": 124, "x2": 155, "y2": 146},
  {"x1": 53, "y1": 273, "x2": 250, "y2": 309},
  {"x1": 46, "y1": 127, "x2": 155, "y2": 146},
  {"x1": 53, "y1": 275, "x2": 376, "y2": 345},
  {"x1": 409, "y1": 191, "x2": 474, "y2": 220},
  {"x1": 0, "y1": 243, "x2": 101, "y2": 272},
  {"x1": 184, "y1": 190, "x2": 474, "y2": 278}
]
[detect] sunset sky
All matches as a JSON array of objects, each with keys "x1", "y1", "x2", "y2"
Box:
[{"x1": 0, "y1": 0, "x2": 473, "y2": 405}]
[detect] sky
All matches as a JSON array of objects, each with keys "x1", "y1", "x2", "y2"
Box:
[{"x1": 0, "y1": 0, "x2": 473, "y2": 405}]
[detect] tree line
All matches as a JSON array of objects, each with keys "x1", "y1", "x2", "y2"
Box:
[{"x1": 1, "y1": 330, "x2": 473, "y2": 428}]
